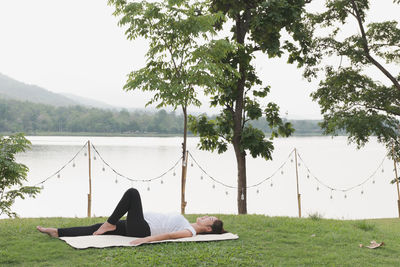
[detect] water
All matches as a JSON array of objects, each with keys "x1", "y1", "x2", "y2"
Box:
[{"x1": 5, "y1": 136, "x2": 400, "y2": 220}]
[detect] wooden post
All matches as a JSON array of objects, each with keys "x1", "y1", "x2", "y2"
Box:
[
  {"x1": 392, "y1": 144, "x2": 400, "y2": 218},
  {"x1": 87, "y1": 140, "x2": 92, "y2": 218},
  {"x1": 181, "y1": 150, "x2": 188, "y2": 214},
  {"x1": 294, "y1": 148, "x2": 302, "y2": 218}
]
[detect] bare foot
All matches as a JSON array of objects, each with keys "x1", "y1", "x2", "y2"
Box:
[
  {"x1": 37, "y1": 226, "x2": 59, "y2": 238},
  {"x1": 93, "y1": 222, "x2": 116, "y2": 235}
]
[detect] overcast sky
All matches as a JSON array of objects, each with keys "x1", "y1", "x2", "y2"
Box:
[{"x1": 0, "y1": 1, "x2": 399, "y2": 119}]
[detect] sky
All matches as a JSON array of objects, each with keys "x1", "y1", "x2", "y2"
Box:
[{"x1": 0, "y1": 0, "x2": 399, "y2": 119}]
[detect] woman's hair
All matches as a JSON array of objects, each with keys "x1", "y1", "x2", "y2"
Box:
[{"x1": 201, "y1": 219, "x2": 227, "y2": 234}]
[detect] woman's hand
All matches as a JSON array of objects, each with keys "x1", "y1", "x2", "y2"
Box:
[{"x1": 130, "y1": 237, "x2": 149, "y2": 246}]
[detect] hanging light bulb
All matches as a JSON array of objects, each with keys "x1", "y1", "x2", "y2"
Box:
[
  {"x1": 281, "y1": 170, "x2": 284, "y2": 175},
  {"x1": 147, "y1": 186, "x2": 150, "y2": 191},
  {"x1": 212, "y1": 184, "x2": 215, "y2": 189},
  {"x1": 160, "y1": 179, "x2": 164, "y2": 184},
  {"x1": 173, "y1": 171, "x2": 176, "y2": 176},
  {"x1": 102, "y1": 166, "x2": 105, "y2": 172},
  {"x1": 298, "y1": 163, "x2": 301, "y2": 167},
  {"x1": 256, "y1": 189, "x2": 259, "y2": 194},
  {"x1": 84, "y1": 152, "x2": 87, "y2": 156},
  {"x1": 344, "y1": 194, "x2": 347, "y2": 199},
  {"x1": 270, "y1": 182, "x2": 273, "y2": 187},
  {"x1": 57, "y1": 173, "x2": 61, "y2": 178},
  {"x1": 361, "y1": 190, "x2": 364, "y2": 195},
  {"x1": 307, "y1": 173, "x2": 310, "y2": 179},
  {"x1": 330, "y1": 195, "x2": 333, "y2": 199},
  {"x1": 225, "y1": 191, "x2": 228, "y2": 195},
  {"x1": 372, "y1": 180, "x2": 375, "y2": 184},
  {"x1": 41, "y1": 184, "x2": 44, "y2": 190},
  {"x1": 191, "y1": 162, "x2": 193, "y2": 167},
  {"x1": 316, "y1": 186, "x2": 319, "y2": 191},
  {"x1": 381, "y1": 168, "x2": 384, "y2": 173},
  {"x1": 115, "y1": 177, "x2": 118, "y2": 184},
  {"x1": 291, "y1": 158, "x2": 294, "y2": 163},
  {"x1": 72, "y1": 162, "x2": 76, "y2": 168},
  {"x1": 200, "y1": 175, "x2": 203, "y2": 180}
]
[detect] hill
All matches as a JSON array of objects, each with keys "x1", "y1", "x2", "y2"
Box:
[
  {"x1": 0, "y1": 73, "x2": 117, "y2": 109},
  {"x1": 0, "y1": 73, "x2": 78, "y2": 106}
]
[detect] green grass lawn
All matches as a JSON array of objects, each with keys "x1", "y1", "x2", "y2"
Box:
[{"x1": 1, "y1": 215, "x2": 399, "y2": 266}]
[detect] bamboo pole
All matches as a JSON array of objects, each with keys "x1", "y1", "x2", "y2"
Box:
[
  {"x1": 392, "y1": 144, "x2": 400, "y2": 218},
  {"x1": 87, "y1": 140, "x2": 92, "y2": 218},
  {"x1": 181, "y1": 150, "x2": 188, "y2": 214},
  {"x1": 294, "y1": 148, "x2": 302, "y2": 218}
]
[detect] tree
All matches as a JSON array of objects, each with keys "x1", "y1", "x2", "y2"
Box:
[
  {"x1": 108, "y1": 0, "x2": 228, "y2": 213},
  {"x1": 304, "y1": 0, "x2": 400, "y2": 157},
  {"x1": 189, "y1": 0, "x2": 312, "y2": 214},
  {"x1": 0, "y1": 134, "x2": 41, "y2": 217}
]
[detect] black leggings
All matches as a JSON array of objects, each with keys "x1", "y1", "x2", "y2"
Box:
[{"x1": 58, "y1": 188, "x2": 151, "y2": 237}]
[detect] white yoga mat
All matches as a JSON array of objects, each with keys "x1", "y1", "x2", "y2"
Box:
[{"x1": 59, "y1": 233, "x2": 239, "y2": 249}]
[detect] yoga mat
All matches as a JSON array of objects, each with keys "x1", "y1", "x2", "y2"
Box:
[{"x1": 59, "y1": 233, "x2": 239, "y2": 249}]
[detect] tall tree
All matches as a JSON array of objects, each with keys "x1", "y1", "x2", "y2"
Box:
[
  {"x1": 304, "y1": 0, "x2": 400, "y2": 157},
  {"x1": 0, "y1": 134, "x2": 41, "y2": 217},
  {"x1": 108, "y1": 0, "x2": 228, "y2": 213},
  {"x1": 189, "y1": 0, "x2": 312, "y2": 214}
]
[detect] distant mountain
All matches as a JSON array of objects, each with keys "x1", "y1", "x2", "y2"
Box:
[
  {"x1": 60, "y1": 93, "x2": 117, "y2": 110},
  {"x1": 0, "y1": 73, "x2": 79, "y2": 106}
]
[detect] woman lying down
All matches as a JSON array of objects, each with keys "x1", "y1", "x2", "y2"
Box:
[{"x1": 37, "y1": 188, "x2": 226, "y2": 246}]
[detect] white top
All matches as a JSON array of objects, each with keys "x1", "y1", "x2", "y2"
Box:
[{"x1": 144, "y1": 212, "x2": 196, "y2": 237}]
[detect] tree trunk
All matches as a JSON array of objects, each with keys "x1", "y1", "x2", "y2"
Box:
[
  {"x1": 232, "y1": 12, "x2": 249, "y2": 214},
  {"x1": 180, "y1": 105, "x2": 188, "y2": 214}
]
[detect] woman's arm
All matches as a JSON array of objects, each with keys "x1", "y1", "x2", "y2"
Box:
[{"x1": 130, "y1": 229, "x2": 193, "y2": 246}]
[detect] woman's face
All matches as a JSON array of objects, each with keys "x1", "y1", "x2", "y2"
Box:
[{"x1": 196, "y1": 215, "x2": 218, "y2": 226}]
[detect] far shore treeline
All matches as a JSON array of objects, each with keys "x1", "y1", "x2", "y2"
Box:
[{"x1": 0, "y1": 98, "x2": 323, "y2": 136}]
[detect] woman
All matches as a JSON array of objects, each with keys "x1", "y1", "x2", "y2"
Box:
[{"x1": 37, "y1": 188, "x2": 226, "y2": 246}]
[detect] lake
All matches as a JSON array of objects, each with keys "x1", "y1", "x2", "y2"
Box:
[{"x1": 6, "y1": 136, "x2": 400, "y2": 220}]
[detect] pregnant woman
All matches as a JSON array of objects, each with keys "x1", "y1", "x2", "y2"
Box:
[{"x1": 37, "y1": 188, "x2": 226, "y2": 246}]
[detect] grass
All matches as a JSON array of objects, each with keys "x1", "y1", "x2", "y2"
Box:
[{"x1": 1, "y1": 215, "x2": 400, "y2": 266}]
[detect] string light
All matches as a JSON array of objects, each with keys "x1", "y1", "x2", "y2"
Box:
[
  {"x1": 32, "y1": 142, "x2": 88, "y2": 187},
  {"x1": 296, "y1": 151, "x2": 387, "y2": 196},
  {"x1": 316, "y1": 186, "x2": 319, "y2": 191},
  {"x1": 212, "y1": 184, "x2": 215, "y2": 189},
  {"x1": 160, "y1": 179, "x2": 164, "y2": 184},
  {"x1": 225, "y1": 191, "x2": 229, "y2": 195},
  {"x1": 57, "y1": 173, "x2": 61, "y2": 179},
  {"x1": 84, "y1": 152, "x2": 87, "y2": 156},
  {"x1": 191, "y1": 162, "x2": 193, "y2": 167},
  {"x1": 256, "y1": 188, "x2": 259, "y2": 194},
  {"x1": 115, "y1": 175, "x2": 118, "y2": 184},
  {"x1": 102, "y1": 166, "x2": 105, "y2": 172},
  {"x1": 72, "y1": 161, "x2": 76, "y2": 168},
  {"x1": 281, "y1": 170, "x2": 284, "y2": 175},
  {"x1": 147, "y1": 182, "x2": 150, "y2": 191},
  {"x1": 173, "y1": 171, "x2": 176, "y2": 176},
  {"x1": 187, "y1": 150, "x2": 294, "y2": 189}
]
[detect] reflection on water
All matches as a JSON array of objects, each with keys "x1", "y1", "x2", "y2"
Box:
[{"x1": 6, "y1": 136, "x2": 399, "y2": 220}]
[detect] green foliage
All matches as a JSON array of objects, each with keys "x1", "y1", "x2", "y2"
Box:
[
  {"x1": 2, "y1": 216, "x2": 400, "y2": 266},
  {"x1": 304, "y1": 0, "x2": 400, "y2": 155},
  {"x1": 108, "y1": 0, "x2": 228, "y2": 110},
  {"x1": 0, "y1": 134, "x2": 41, "y2": 217}
]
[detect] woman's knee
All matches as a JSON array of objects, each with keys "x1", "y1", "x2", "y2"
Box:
[{"x1": 125, "y1": 188, "x2": 140, "y2": 198}]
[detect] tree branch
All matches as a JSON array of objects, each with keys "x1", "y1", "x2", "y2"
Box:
[{"x1": 350, "y1": 0, "x2": 400, "y2": 91}]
